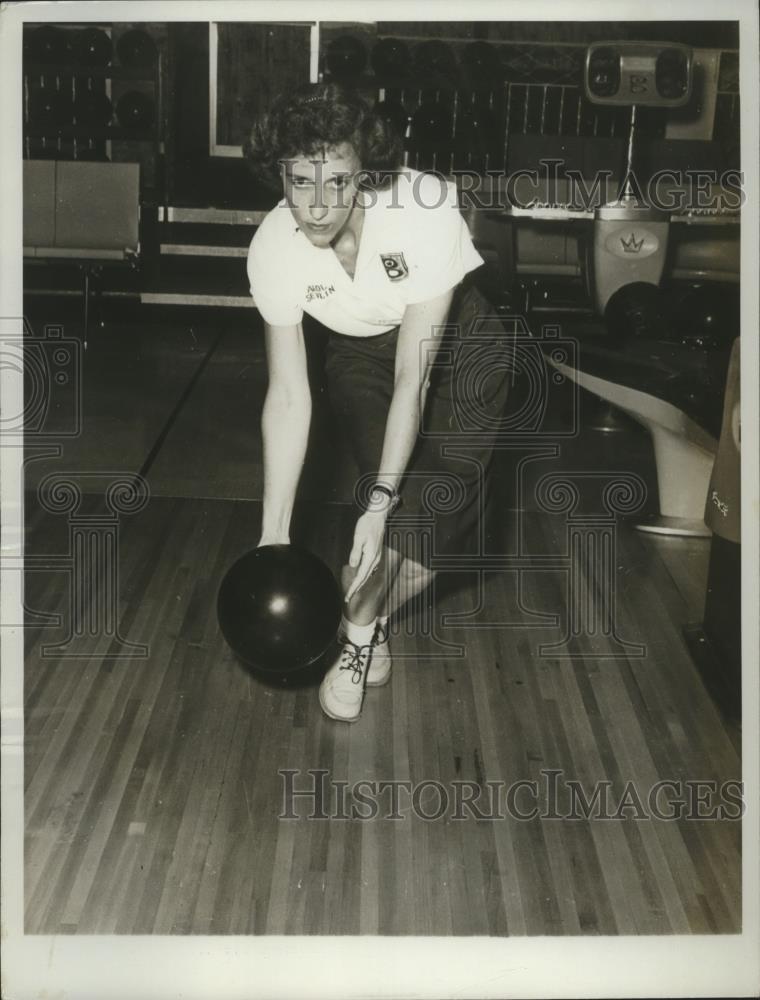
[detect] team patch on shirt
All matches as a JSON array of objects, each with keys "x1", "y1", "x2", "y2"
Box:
[{"x1": 380, "y1": 252, "x2": 409, "y2": 282}]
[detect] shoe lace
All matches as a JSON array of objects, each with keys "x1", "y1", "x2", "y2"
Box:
[
  {"x1": 339, "y1": 639, "x2": 372, "y2": 684},
  {"x1": 374, "y1": 620, "x2": 389, "y2": 645}
]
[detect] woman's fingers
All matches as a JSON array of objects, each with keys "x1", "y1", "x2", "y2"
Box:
[{"x1": 345, "y1": 548, "x2": 380, "y2": 603}]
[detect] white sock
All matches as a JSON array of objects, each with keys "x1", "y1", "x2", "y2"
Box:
[
  {"x1": 341, "y1": 615, "x2": 376, "y2": 647},
  {"x1": 376, "y1": 614, "x2": 390, "y2": 642}
]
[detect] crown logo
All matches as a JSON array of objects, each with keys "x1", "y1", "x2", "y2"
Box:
[{"x1": 620, "y1": 231, "x2": 645, "y2": 253}]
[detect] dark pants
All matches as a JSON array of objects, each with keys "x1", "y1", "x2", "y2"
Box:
[{"x1": 324, "y1": 280, "x2": 512, "y2": 567}]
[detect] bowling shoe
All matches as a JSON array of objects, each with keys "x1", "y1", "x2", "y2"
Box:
[
  {"x1": 319, "y1": 637, "x2": 373, "y2": 722},
  {"x1": 365, "y1": 619, "x2": 392, "y2": 687}
]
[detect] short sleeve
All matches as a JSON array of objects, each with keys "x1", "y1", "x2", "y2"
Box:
[
  {"x1": 401, "y1": 174, "x2": 483, "y2": 304},
  {"x1": 247, "y1": 217, "x2": 304, "y2": 327}
]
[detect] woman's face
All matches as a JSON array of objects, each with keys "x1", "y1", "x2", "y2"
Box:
[{"x1": 282, "y1": 142, "x2": 362, "y2": 248}]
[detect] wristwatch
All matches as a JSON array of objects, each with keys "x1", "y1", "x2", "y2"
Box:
[{"x1": 367, "y1": 483, "x2": 402, "y2": 515}]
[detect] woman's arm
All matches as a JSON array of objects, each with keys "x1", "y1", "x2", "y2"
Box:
[
  {"x1": 379, "y1": 287, "x2": 456, "y2": 491},
  {"x1": 259, "y1": 321, "x2": 312, "y2": 546},
  {"x1": 345, "y1": 287, "x2": 455, "y2": 598}
]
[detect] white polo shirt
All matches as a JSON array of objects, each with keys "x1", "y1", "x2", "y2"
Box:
[{"x1": 247, "y1": 169, "x2": 483, "y2": 337}]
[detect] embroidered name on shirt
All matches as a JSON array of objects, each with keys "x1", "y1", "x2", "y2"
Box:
[
  {"x1": 306, "y1": 283, "x2": 336, "y2": 302},
  {"x1": 380, "y1": 253, "x2": 409, "y2": 282}
]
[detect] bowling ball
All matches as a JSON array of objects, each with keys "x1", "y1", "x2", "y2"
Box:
[
  {"x1": 116, "y1": 28, "x2": 157, "y2": 68},
  {"x1": 28, "y1": 85, "x2": 74, "y2": 127},
  {"x1": 374, "y1": 98, "x2": 408, "y2": 139},
  {"x1": 674, "y1": 283, "x2": 739, "y2": 350},
  {"x1": 325, "y1": 35, "x2": 366, "y2": 81},
  {"x1": 461, "y1": 40, "x2": 500, "y2": 86},
  {"x1": 604, "y1": 282, "x2": 671, "y2": 342},
  {"x1": 217, "y1": 545, "x2": 342, "y2": 680},
  {"x1": 371, "y1": 37, "x2": 410, "y2": 78},
  {"x1": 455, "y1": 102, "x2": 497, "y2": 148},
  {"x1": 26, "y1": 25, "x2": 71, "y2": 65},
  {"x1": 73, "y1": 88, "x2": 112, "y2": 127},
  {"x1": 414, "y1": 39, "x2": 457, "y2": 80},
  {"x1": 115, "y1": 90, "x2": 155, "y2": 130},
  {"x1": 410, "y1": 101, "x2": 453, "y2": 148},
  {"x1": 454, "y1": 103, "x2": 498, "y2": 170},
  {"x1": 72, "y1": 27, "x2": 112, "y2": 67}
]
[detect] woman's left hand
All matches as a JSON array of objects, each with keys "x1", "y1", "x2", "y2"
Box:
[{"x1": 345, "y1": 511, "x2": 386, "y2": 602}]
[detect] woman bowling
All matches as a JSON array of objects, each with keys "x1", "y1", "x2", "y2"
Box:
[{"x1": 244, "y1": 83, "x2": 510, "y2": 722}]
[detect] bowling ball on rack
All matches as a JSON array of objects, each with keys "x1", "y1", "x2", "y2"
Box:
[
  {"x1": 72, "y1": 27, "x2": 112, "y2": 67},
  {"x1": 604, "y1": 282, "x2": 672, "y2": 342},
  {"x1": 28, "y1": 84, "x2": 74, "y2": 127},
  {"x1": 413, "y1": 39, "x2": 457, "y2": 81},
  {"x1": 455, "y1": 101, "x2": 498, "y2": 147},
  {"x1": 325, "y1": 35, "x2": 367, "y2": 81},
  {"x1": 454, "y1": 101, "x2": 499, "y2": 171},
  {"x1": 115, "y1": 90, "x2": 155, "y2": 130},
  {"x1": 371, "y1": 37, "x2": 410, "y2": 79},
  {"x1": 217, "y1": 545, "x2": 342, "y2": 683},
  {"x1": 73, "y1": 87, "x2": 112, "y2": 127},
  {"x1": 116, "y1": 28, "x2": 157, "y2": 68},
  {"x1": 410, "y1": 100, "x2": 453, "y2": 148},
  {"x1": 26, "y1": 25, "x2": 71, "y2": 65},
  {"x1": 461, "y1": 40, "x2": 501, "y2": 86},
  {"x1": 672, "y1": 283, "x2": 740, "y2": 350}
]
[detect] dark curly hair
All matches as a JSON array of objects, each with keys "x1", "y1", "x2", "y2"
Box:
[{"x1": 243, "y1": 82, "x2": 403, "y2": 190}]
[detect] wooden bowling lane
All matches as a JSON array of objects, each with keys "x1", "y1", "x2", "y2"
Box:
[
  {"x1": 22, "y1": 495, "x2": 741, "y2": 935},
  {"x1": 22, "y1": 319, "x2": 223, "y2": 495}
]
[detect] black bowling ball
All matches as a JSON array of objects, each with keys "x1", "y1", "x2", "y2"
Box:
[
  {"x1": 28, "y1": 85, "x2": 74, "y2": 127},
  {"x1": 115, "y1": 90, "x2": 155, "y2": 130},
  {"x1": 116, "y1": 28, "x2": 157, "y2": 68},
  {"x1": 604, "y1": 282, "x2": 671, "y2": 342},
  {"x1": 371, "y1": 37, "x2": 410, "y2": 78},
  {"x1": 414, "y1": 39, "x2": 457, "y2": 79},
  {"x1": 217, "y1": 545, "x2": 342, "y2": 682},
  {"x1": 461, "y1": 40, "x2": 501, "y2": 85},
  {"x1": 325, "y1": 35, "x2": 367, "y2": 80},
  {"x1": 26, "y1": 25, "x2": 71, "y2": 65},
  {"x1": 73, "y1": 88, "x2": 112, "y2": 127},
  {"x1": 674, "y1": 283, "x2": 740, "y2": 350},
  {"x1": 410, "y1": 101, "x2": 453, "y2": 148},
  {"x1": 73, "y1": 27, "x2": 112, "y2": 67},
  {"x1": 455, "y1": 102, "x2": 497, "y2": 148}
]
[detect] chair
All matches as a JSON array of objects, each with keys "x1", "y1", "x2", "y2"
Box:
[{"x1": 24, "y1": 160, "x2": 141, "y2": 343}]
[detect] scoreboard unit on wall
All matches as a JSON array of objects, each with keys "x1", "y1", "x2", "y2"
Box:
[{"x1": 585, "y1": 42, "x2": 693, "y2": 107}]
